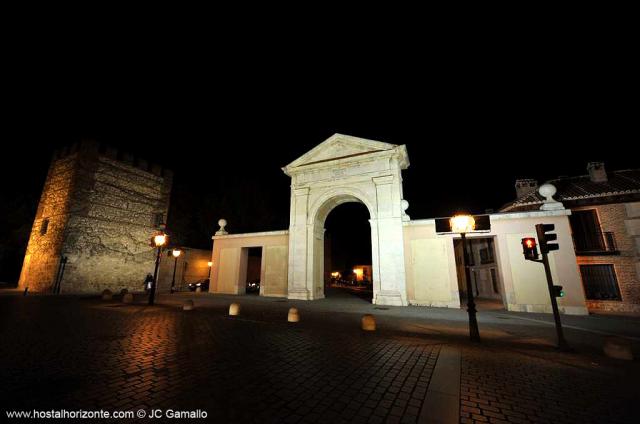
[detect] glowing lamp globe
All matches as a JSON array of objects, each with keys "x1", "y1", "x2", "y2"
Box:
[
  {"x1": 153, "y1": 233, "x2": 167, "y2": 247},
  {"x1": 172, "y1": 249, "x2": 182, "y2": 258},
  {"x1": 450, "y1": 214, "x2": 476, "y2": 234}
]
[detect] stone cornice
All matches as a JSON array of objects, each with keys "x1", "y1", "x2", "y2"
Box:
[
  {"x1": 283, "y1": 133, "x2": 409, "y2": 177},
  {"x1": 405, "y1": 209, "x2": 572, "y2": 227},
  {"x1": 284, "y1": 148, "x2": 404, "y2": 177},
  {"x1": 212, "y1": 230, "x2": 289, "y2": 240}
]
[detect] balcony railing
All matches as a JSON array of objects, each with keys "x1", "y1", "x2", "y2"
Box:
[{"x1": 573, "y1": 232, "x2": 619, "y2": 255}]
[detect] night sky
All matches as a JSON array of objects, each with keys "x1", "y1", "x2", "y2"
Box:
[{"x1": 1, "y1": 45, "x2": 636, "y2": 281}]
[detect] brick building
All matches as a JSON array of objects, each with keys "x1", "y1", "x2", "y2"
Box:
[
  {"x1": 156, "y1": 248, "x2": 212, "y2": 293},
  {"x1": 18, "y1": 140, "x2": 173, "y2": 293},
  {"x1": 501, "y1": 163, "x2": 640, "y2": 313}
]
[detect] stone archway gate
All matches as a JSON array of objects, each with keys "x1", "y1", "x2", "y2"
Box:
[
  {"x1": 283, "y1": 134, "x2": 410, "y2": 306},
  {"x1": 209, "y1": 134, "x2": 410, "y2": 306}
]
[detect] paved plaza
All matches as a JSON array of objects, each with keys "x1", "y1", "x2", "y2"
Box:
[{"x1": 1, "y1": 288, "x2": 639, "y2": 423}]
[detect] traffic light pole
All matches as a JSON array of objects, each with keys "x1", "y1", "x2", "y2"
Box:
[
  {"x1": 540, "y1": 251, "x2": 570, "y2": 351},
  {"x1": 536, "y1": 225, "x2": 570, "y2": 351}
]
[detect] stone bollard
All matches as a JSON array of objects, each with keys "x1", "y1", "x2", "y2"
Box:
[
  {"x1": 102, "y1": 289, "x2": 113, "y2": 301},
  {"x1": 182, "y1": 300, "x2": 195, "y2": 311},
  {"x1": 361, "y1": 314, "x2": 376, "y2": 331},
  {"x1": 120, "y1": 288, "x2": 129, "y2": 296},
  {"x1": 229, "y1": 303, "x2": 240, "y2": 316},
  {"x1": 196, "y1": 287, "x2": 202, "y2": 293},
  {"x1": 122, "y1": 293, "x2": 134, "y2": 304},
  {"x1": 287, "y1": 307, "x2": 300, "y2": 323},
  {"x1": 603, "y1": 336, "x2": 633, "y2": 360}
]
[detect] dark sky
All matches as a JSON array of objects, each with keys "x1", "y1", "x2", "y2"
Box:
[
  {"x1": 4, "y1": 76, "x2": 636, "y2": 225},
  {"x1": 1, "y1": 38, "x2": 637, "y2": 280}
]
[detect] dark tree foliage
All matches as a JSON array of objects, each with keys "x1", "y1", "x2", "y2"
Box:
[
  {"x1": 167, "y1": 173, "x2": 290, "y2": 249},
  {"x1": 0, "y1": 191, "x2": 38, "y2": 283}
]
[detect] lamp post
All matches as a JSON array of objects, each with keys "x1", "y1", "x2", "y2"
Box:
[
  {"x1": 149, "y1": 232, "x2": 168, "y2": 306},
  {"x1": 207, "y1": 261, "x2": 213, "y2": 279},
  {"x1": 170, "y1": 248, "x2": 182, "y2": 293},
  {"x1": 450, "y1": 214, "x2": 481, "y2": 342}
]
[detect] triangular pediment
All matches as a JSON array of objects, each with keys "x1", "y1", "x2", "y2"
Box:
[{"x1": 284, "y1": 133, "x2": 398, "y2": 172}]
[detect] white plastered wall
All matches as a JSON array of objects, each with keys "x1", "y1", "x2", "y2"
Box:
[
  {"x1": 210, "y1": 231, "x2": 289, "y2": 297},
  {"x1": 404, "y1": 210, "x2": 588, "y2": 315}
]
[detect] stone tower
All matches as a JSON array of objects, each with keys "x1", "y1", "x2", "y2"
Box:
[{"x1": 18, "y1": 140, "x2": 173, "y2": 293}]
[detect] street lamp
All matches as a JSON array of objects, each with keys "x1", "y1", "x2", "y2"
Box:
[
  {"x1": 450, "y1": 214, "x2": 481, "y2": 342},
  {"x1": 207, "y1": 261, "x2": 213, "y2": 279},
  {"x1": 170, "y1": 248, "x2": 182, "y2": 293},
  {"x1": 149, "y1": 231, "x2": 168, "y2": 306}
]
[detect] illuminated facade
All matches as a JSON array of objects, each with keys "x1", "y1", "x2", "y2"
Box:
[
  {"x1": 18, "y1": 140, "x2": 173, "y2": 293},
  {"x1": 502, "y1": 164, "x2": 640, "y2": 312},
  {"x1": 211, "y1": 134, "x2": 590, "y2": 314}
]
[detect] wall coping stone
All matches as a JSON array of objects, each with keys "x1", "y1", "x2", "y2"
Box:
[
  {"x1": 405, "y1": 209, "x2": 571, "y2": 227},
  {"x1": 212, "y1": 230, "x2": 289, "y2": 240}
]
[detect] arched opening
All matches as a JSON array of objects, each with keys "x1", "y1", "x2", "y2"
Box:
[
  {"x1": 324, "y1": 203, "x2": 373, "y2": 302},
  {"x1": 308, "y1": 192, "x2": 376, "y2": 303}
]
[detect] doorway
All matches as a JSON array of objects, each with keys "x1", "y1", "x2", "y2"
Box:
[
  {"x1": 243, "y1": 247, "x2": 262, "y2": 295},
  {"x1": 454, "y1": 236, "x2": 505, "y2": 310}
]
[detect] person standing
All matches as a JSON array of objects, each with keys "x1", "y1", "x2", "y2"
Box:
[{"x1": 143, "y1": 273, "x2": 154, "y2": 292}]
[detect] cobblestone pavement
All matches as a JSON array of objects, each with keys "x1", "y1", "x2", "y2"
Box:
[
  {"x1": 0, "y1": 294, "x2": 439, "y2": 423},
  {"x1": 1, "y1": 291, "x2": 639, "y2": 423},
  {"x1": 459, "y1": 346, "x2": 637, "y2": 424}
]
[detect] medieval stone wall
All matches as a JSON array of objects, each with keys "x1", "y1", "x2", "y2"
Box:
[
  {"x1": 18, "y1": 140, "x2": 173, "y2": 293},
  {"x1": 18, "y1": 153, "x2": 77, "y2": 291}
]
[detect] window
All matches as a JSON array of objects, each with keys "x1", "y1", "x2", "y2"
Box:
[
  {"x1": 480, "y1": 239, "x2": 495, "y2": 264},
  {"x1": 480, "y1": 248, "x2": 493, "y2": 263},
  {"x1": 40, "y1": 218, "x2": 49, "y2": 235},
  {"x1": 579, "y1": 264, "x2": 621, "y2": 301},
  {"x1": 570, "y1": 210, "x2": 606, "y2": 252}
]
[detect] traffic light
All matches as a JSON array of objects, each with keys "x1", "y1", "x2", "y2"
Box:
[
  {"x1": 536, "y1": 223, "x2": 559, "y2": 253},
  {"x1": 552, "y1": 285, "x2": 565, "y2": 297},
  {"x1": 521, "y1": 237, "x2": 539, "y2": 261}
]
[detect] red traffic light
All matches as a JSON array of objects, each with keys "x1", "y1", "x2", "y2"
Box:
[{"x1": 521, "y1": 237, "x2": 539, "y2": 261}]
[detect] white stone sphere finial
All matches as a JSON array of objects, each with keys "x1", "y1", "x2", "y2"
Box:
[
  {"x1": 401, "y1": 199, "x2": 409, "y2": 211},
  {"x1": 538, "y1": 183, "x2": 564, "y2": 211},
  {"x1": 538, "y1": 183, "x2": 556, "y2": 200},
  {"x1": 216, "y1": 218, "x2": 228, "y2": 235}
]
